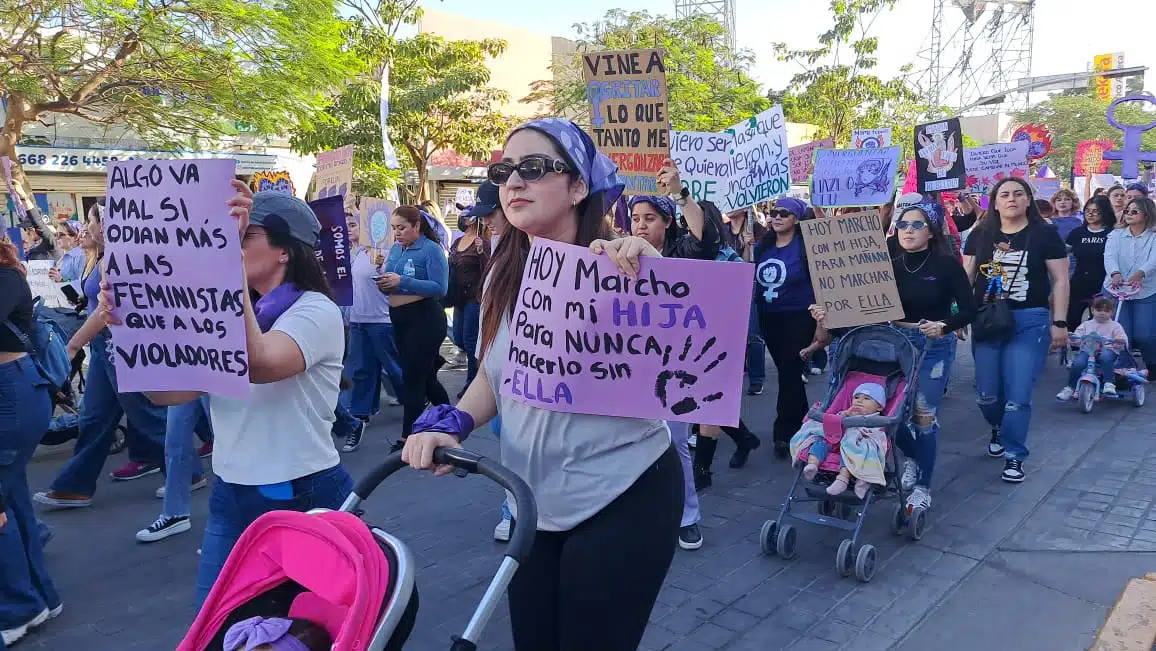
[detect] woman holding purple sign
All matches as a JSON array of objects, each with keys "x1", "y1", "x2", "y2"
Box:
[{"x1": 400, "y1": 117, "x2": 682, "y2": 651}]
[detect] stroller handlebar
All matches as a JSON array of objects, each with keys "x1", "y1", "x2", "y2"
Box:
[
  {"x1": 807, "y1": 408, "x2": 898, "y2": 430},
  {"x1": 349, "y1": 449, "x2": 538, "y2": 565}
]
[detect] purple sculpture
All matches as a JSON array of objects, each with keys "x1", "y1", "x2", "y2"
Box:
[{"x1": 1102, "y1": 95, "x2": 1156, "y2": 179}]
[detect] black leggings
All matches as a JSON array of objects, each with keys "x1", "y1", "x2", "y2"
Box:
[
  {"x1": 1067, "y1": 276, "x2": 1104, "y2": 332},
  {"x1": 389, "y1": 298, "x2": 450, "y2": 438},
  {"x1": 759, "y1": 309, "x2": 816, "y2": 443},
  {"x1": 508, "y1": 446, "x2": 683, "y2": 651}
]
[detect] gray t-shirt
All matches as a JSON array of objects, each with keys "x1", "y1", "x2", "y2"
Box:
[{"x1": 482, "y1": 312, "x2": 671, "y2": 532}]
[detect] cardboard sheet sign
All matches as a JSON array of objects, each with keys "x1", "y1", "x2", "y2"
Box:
[
  {"x1": 852, "y1": 128, "x2": 892, "y2": 149},
  {"x1": 810, "y1": 147, "x2": 902, "y2": 207},
  {"x1": 801, "y1": 210, "x2": 903, "y2": 329},
  {"x1": 312, "y1": 145, "x2": 355, "y2": 210},
  {"x1": 25, "y1": 260, "x2": 70, "y2": 308},
  {"x1": 670, "y1": 130, "x2": 732, "y2": 204},
  {"x1": 583, "y1": 49, "x2": 669, "y2": 196},
  {"x1": 499, "y1": 239, "x2": 754, "y2": 426},
  {"x1": 914, "y1": 118, "x2": 966, "y2": 193},
  {"x1": 309, "y1": 196, "x2": 353, "y2": 307},
  {"x1": 788, "y1": 138, "x2": 834, "y2": 186},
  {"x1": 103, "y1": 158, "x2": 249, "y2": 397},
  {"x1": 962, "y1": 142, "x2": 1029, "y2": 194},
  {"x1": 360, "y1": 197, "x2": 394, "y2": 250}
]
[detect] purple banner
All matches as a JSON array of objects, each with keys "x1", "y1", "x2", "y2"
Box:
[
  {"x1": 499, "y1": 239, "x2": 754, "y2": 426},
  {"x1": 103, "y1": 158, "x2": 249, "y2": 397},
  {"x1": 308, "y1": 195, "x2": 353, "y2": 307}
]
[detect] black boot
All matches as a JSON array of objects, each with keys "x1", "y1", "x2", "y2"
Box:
[
  {"x1": 723, "y1": 421, "x2": 762, "y2": 469},
  {"x1": 773, "y1": 440, "x2": 790, "y2": 460},
  {"x1": 693, "y1": 436, "x2": 717, "y2": 491}
]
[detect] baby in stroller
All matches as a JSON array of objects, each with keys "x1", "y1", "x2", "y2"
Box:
[
  {"x1": 222, "y1": 616, "x2": 331, "y2": 651},
  {"x1": 790, "y1": 382, "x2": 889, "y2": 499}
]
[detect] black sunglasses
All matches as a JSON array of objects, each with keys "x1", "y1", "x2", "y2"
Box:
[
  {"x1": 1124, "y1": 208, "x2": 1144, "y2": 216},
  {"x1": 769, "y1": 209, "x2": 795, "y2": 219},
  {"x1": 487, "y1": 155, "x2": 571, "y2": 185},
  {"x1": 895, "y1": 219, "x2": 929, "y2": 231}
]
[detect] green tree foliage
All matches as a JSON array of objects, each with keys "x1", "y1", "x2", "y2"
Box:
[
  {"x1": 1015, "y1": 93, "x2": 1156, "y2": 177},
  {"x1": 0, "y1": 0, "x2": 358, "y2": 201},
  {"x1": 292, "y1": 14, "x2": 512, "y2": 202},
  {"x1": 771, "y1": 0, "x2": 932, "y2": 159},
  {"x1": 524, "y1": 9, "x2": 770, "y2": 131}
]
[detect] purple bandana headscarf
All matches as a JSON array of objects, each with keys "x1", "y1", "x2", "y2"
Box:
[
  {"x1": 223, "y1": 617, "x2": 309, "y2": 651},
  {"x1": 515, "y1": 118, "x2": 625, "y2": 214},
  {"x1": 628, "y1": 195, "x2": 678, "y2": 221}
]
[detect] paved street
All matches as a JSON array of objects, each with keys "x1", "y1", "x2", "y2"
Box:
[{"x1": 21, "y1": 346, "x2": 1147, "y2": 651}]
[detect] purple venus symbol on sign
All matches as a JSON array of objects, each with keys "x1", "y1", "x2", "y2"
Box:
[{"x1": 1102, "y1": 95, "x2": 1156, "y2": 179}]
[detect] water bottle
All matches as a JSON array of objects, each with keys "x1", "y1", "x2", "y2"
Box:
[{"x1": 402, "y1": 258, "x2": 415, "y2": 278}]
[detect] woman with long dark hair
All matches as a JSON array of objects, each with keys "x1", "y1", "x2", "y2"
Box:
[
  {"x1": 401, "y1": 118, "x2": 682, "y2": 651},
  {"x1": 377, "y1": 205, "x2": 450, "y2": 451},
  {"x1": 963, "y1": 178, "x2": 1069, "y2": 483},
  {"x1": 1105, "y1": 197, "x2": 1156, "y2": 373},
  {"x1": 448, "y1": 207, "x2": 490, "y2": 395},
  {"x1": 1108, "y1": 184, "x2": 1128, "y2": 228},
  {"x1": 0, "y1": 235, "x2": 62, "y2": 645},
  {"x1": 1065, "y1": 196, "x2": 1115, "y2": 330}
]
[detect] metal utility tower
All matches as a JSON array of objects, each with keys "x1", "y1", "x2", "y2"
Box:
[
  {"x1": 912, "y1": 0, "x2": 1036, "y2": 114},
  {"x1": 674, "y1": 0, "x2": 737, "y2": 54}
]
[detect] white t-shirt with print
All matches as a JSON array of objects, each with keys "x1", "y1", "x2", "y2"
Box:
[{"x1": 209, "y1": 291, "x2": 344, "y2": 485}]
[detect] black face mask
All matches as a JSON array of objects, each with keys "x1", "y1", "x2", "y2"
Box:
[{"x1": 458, "y1": 215, "x2": 476, "y2": 232}]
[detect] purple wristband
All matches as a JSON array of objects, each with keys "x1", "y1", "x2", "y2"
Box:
[{"x1": 412, "y1": 404, "x2": 477, "y2": 443}]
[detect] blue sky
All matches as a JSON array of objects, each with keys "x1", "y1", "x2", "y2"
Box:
[{"x1": 423, "y1": 0, "x2": 1155, "y2": 98}]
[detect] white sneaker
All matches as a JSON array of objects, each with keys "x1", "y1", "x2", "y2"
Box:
[
  {"x1": 493, "y1": 518, "x2": 511, "y2": 543},
  {"x1": 1103, "y1": 382, "x2": 1117, "y2": 396},
  {"x1": 809, "y1": 367, "x2": 823, "y2": 376},
  {"x1": 900, "y1": 459, "x2": 919, "y2": 491},
  {"x1": 1, "y1": 605, "x2": 61, "y2": 646},
  {"x1": 1056, "y1": 386, "x2": 1074, "y2": 401},
  {"x1": 155, "y1": 476, "x2": 208, "y2": 499},
  {"x1": 906, "y1": 486, "x2": 932, "y2": 511},
  {"x1": 136, "y1": 515, "x2": 191, "y2": 543},
  {"x1": 801, "y1": 373, "x2": 809, "y2": 384}
]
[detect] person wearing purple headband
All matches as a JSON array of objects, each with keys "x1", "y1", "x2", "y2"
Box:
[
  {"x1": 402, "y1": 117, "x2": 683, "y2": 651},
  {"x1": 1126, "y1": 182, "x2": 1150, "y2": 205},
  {"x1": 223, "y1": 616, "x2": 332, "y2": 651}
]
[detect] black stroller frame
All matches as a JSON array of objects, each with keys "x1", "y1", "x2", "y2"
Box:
[{"x1": 759, "y1": 325, "x2": 927, "y2": 582}]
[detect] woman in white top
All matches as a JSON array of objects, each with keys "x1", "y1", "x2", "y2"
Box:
[
  {"x1": 1106, "y1": 197, "x2": 1156, "y2": 373},
  {"x1": 402, "y1": 118, "x2": 683, "y2": 651},
  {"x1": 94, "y1": 186, "x2": 352, "y2": 607}
]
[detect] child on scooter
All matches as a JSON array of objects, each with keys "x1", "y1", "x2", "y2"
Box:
[{"x1": 1057, "y1": 296, "x2": 1128, "y2": 400}]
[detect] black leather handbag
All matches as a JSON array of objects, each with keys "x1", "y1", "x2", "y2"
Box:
[{"x1": 972, "y1": 263, "x2": 1021, "y2": 343}]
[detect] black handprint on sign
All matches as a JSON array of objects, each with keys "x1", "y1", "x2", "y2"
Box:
[{"x1": 654, "y1": 335, "x2": 727, "y2": 416}]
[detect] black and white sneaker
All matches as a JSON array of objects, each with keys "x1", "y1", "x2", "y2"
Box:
[
  {"x1": 678, "y1": 524, "x2": 703, "y2": 550},
  {"x1": 342, "y1": 419, "x2": 366, "y2": 453},
  {"x1": 1001, "y1": 459, "x2": 1025, "y2": 483},
  {"x1": 988, "y1": 429, "x2": 1005, "y2": 458},
  {"x1": 136, "y1": 515, "x2": 191, "y2": 543}
]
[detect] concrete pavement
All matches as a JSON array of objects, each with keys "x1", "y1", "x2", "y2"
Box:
[{"x1": 18, "y1": 348, "x2": 1146, "y2": 650}]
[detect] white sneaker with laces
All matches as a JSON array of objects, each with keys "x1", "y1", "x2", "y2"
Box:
[
  {"x1": 494, "y1": 518, "x2": 511, "y2": 543},
  {"x1": 1056, "y1": 386, "x2": 1074, "y2": 401},
  {"x1": 155, "y1": 477, "x2": 208, "y2": 499},
  {"x1": 900, "y1": 459, "x2": 919, "y2": 492},
  {"x1": 906, "y1": 486, "x2": 932, "y2": 511},
  {"x1": 136, "y1": 515, "x2": 191, "y2": 543},
  {"x1": 1103, "y1": 382, "x2": 1117, "y2": 395}
]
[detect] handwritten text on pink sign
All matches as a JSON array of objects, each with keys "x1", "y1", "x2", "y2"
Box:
[{"x1": 499, "y1": 240, "x2": 754, "y2": 426}]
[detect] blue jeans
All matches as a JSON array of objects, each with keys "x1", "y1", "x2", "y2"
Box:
[
  {"x1": 50, "y1": 332, "x2": 167, "y2": 496},
  {"x1": 452, "y1": 302, "x2": 481, "y2": 386},
  {"x1": 0, "y1": 356, "x2": 60, "y2": 629},
  {"x1": 332, "y1": 400, "x2": 361, "y2": 439},
  {"x1": 973, "y1": 308, "x2": 1051, "y2": 461},
  {"x1": 161, "y1": 398, "x2": 209, "y2": 519},
  {"x1": 1117, "y1": 293, "x2": 1156, "y2": 373},
  {"x1": 668, "y1": 422, "x2": 700, "y2": 527},
  {"x1": 348, "y1": 322, "x2": 403, "y2": 418},
  {"x1": 893, "y1": 329, "x2": 956, "y2": 487},
  {"x1": 194, "y1": 465, "x2": 353, "y2": 607},
  {"x1": 745, "y1": 302, "x2": 766, "y2": 386},
  {"x1": 492, "y1": 414, "x2": 511, "y2": 521},
  {"x1": 807, "y1": 438, "x2": 831, "y2": 462},
  {"x1": 1067, "y1": 349, "x2": 1119, "y2": 388}
]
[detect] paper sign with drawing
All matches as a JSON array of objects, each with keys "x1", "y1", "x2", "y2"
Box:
[
  {"x1": 914, "y1": 118, "x2": 967, "y2": 193},
  {"x1": 810, "y1": 147, "x2": 901, "y2": 208}
]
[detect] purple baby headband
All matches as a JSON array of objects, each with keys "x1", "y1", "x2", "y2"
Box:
[
  {"x1": 224, "y1": 617, "x2": 309, "y2": 651},
  {"x1": 515, "y1": 117, "x2": 625, "y2": 214}
]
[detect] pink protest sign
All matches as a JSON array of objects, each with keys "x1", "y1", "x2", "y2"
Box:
[
  {"x1": 499, "y1": 239, "x2": 754, "y2": 426},
  {"x1": 788, "y1": 138, "x2": 834, "y2": 184},
  {"x1": 103, "y1": 158, "x2": 250, "y2": 397}
]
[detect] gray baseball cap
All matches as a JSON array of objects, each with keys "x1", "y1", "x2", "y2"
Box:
[{"x1": 249, "y1": 191, "x2": 321, "y2": 248}]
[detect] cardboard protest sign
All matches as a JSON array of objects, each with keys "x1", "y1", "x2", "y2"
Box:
[
  {"x1": 1030, "y1": 178, "x2": 1060, "y2": 201},
  {"x1": 810, "y1": 147, "x2": 902, "y2": 207},
  {"x1": 722, "y1": 106, "x2": 792, "y2": 212},
  {"x1": 360, "y1": 197, "x2": 394, "y2": 250},
  {"x1": 583, "y1": 49, "x2": 669, "y2": 195},
  {"x1": 308, "y1": 196, "x2": 353, "y2": 307},
  {"x1": 801, "y1": 210, "x2": 903, "y2": 329},
  {"x1": 25, "y1": 260, "x2": 70, "y2": 308},
  {"x1": 500, "y1": 239, "x2": 754, "y2": 426},
  {"x1": 312, "y1": 145, "x2": 355, "y2": 210},
  {"x1": 102, "y1": 158, "x2": 249, "y2": 397},
  {"x1": 962, "y1": 142, "x2": 1029, "y2": 194},
  {"x1": 788, "y1": 138, "x2": 834, "y2": 188},
  {"x1": 670, "y1": 130, "x2": 732, "y2": 204},
  {"x1": 914, "y1": 118, "x2": 966, "y2": 193},
  {"x1": 852, "y1": 128, "x2": 892, "y2": 149}
]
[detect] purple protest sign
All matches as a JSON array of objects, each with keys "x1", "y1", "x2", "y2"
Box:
[
  {"x1": 103, "y1": 158, "x2": 249, "y2": 397},
  {"x1": 308, "y1": 195, "x2": 353, "y2": 306},
  {"x1": 499, "y1": 239, "x2": 754, "y2": 426},
  {"x1": 1103, "y1": 95, "x2": 1156, "y2": 179}
]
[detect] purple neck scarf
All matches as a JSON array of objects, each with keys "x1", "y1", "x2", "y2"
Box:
[
  {"x1": 254, "y1": 283, "x2": 305, "y2": 333},
  {"x1": 223, "y1": 617, "x2": 309, "y2": 651}
]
